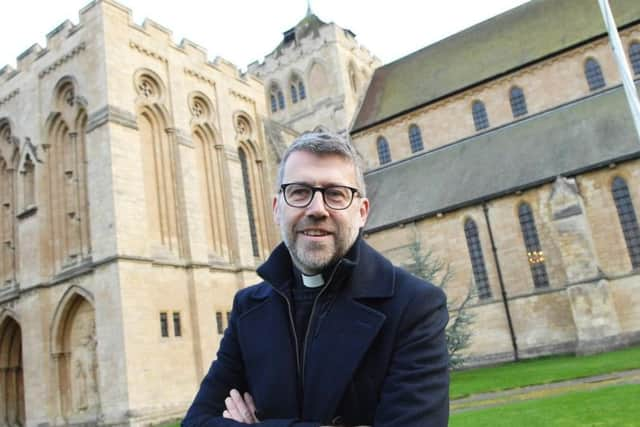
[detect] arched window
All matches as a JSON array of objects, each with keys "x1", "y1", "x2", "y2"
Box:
[
  {"x1": 509, "y1": 86, "x2": 528, "y2": 118},
  {"x1": 238, "y1": 147, "x2": 260, "y2": 258},
  {"x1": 612, "y1": 177, "x2": 640, "y2": 269},
  {"x1": 518, "y1": 203, "x2": 549, "y2": 288},
  {"x1": 22, "y1": 155, "x2": 35, "y2": 208},
  {"x1": 277, "y1": 90, "x2": 285, "y2": 110},
  {"x1": 45, "y1": 79, "x2": 93, "y2": 269},
  {"x1": 0, "y1": 316, "x2": 25, "y2": 427},
  {"x1": 584, "y1": 58, "x2": 606, "y2": 91},
  {"x1": 464, "y1": 219, "x2": 491, "y2": 299},
  {"x1": 408, "y1": 124, "x2": 424, "y2": 153},
  {"x1": 190, "y1": 94, "x2": 230, "y2": 261},
  {"x1": 376, "y1": 136, "x2": 391, "y2": 165},
  {"x1": 270, "y1": 84, "x2": 285, "y2": 112},
  {"x1": 472, "y1": 100, "x2": 489, "y2": 131},
  {"x1": 289, "y1": 75, "x2": 306, "y2": 103},
  {"x1": 629, "y1": 42, "x2": 640, "y2": 75}
]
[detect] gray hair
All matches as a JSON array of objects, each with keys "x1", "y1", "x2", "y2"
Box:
[{"x1": 276, "y1": 131, "x2": 367, "y2": 197}]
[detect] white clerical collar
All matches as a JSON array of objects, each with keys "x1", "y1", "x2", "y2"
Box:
[{"x1": 301, "y1": 273, "x2": 325, "y2": 288}]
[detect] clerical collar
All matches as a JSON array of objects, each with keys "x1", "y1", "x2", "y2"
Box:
[{"x1": 301, "y1": 273, "x2": 325, "y2": 288}]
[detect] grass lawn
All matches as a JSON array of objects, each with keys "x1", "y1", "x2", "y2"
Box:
[
  {"x1": 451, "y1": 345, "x2": 640, "y2": 399},
  {"x1": 450, "y1": 384, "x2": 640, "y2": 426}
]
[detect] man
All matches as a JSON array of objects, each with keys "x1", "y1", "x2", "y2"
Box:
[{"x1": 182, "y1": 132, "x2": 449, "y2": 426}]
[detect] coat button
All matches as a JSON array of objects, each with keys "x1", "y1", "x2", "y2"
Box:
[{"x1": 331, "y1": 415, "x2": 344, "y2": 425}]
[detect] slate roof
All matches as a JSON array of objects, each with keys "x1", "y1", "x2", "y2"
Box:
[
  {"x1": 363, "y1": 85, "x2": 640, "y2": 232},
  {"x1": 352, "y1": 0, "x2": 640, "y2": 133}
]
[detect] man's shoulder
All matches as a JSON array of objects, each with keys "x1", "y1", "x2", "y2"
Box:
[
  {"x1": 236, "y1": 281, "x2": 272, "y2": 301},
  {"x1": 232, "y1": 282, "x2": 274, "y2": 316},
  {"x1": 393, "y1": 265, "x2": 446, "y2": 305}
]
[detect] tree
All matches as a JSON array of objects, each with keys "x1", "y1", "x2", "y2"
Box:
[{"x1": 403, "y1": 235, "x2": 475, "y2": 369}]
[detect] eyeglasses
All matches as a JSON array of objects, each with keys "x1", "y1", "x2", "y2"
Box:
[{"x1": 280, "y1": 183, "x2": 360, "y2": 210}]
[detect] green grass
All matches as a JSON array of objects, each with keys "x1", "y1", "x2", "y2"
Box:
[
  {"x1": 450, "y1": 384, "x2": 640, "y2": 426},
  {"x1": 451, "y1": 345, "x2": 640, "y2": 399}
]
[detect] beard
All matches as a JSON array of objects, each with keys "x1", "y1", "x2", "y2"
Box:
[{"x1": 280, "y1": 217, "x2": 359, "y2": 274}]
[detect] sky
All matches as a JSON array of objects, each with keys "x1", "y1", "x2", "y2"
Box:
[{"x1": 0, "y1": 0, "x2": 529, "y2": 72}]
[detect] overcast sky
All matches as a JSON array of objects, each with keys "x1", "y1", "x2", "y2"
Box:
[{"x1": 0, "y1": 0, "x2": 529, "y2": 72}]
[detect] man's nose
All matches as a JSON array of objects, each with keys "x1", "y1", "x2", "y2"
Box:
[{"x1": 305, "y1": 190, "x2": 329, "y2": 216}]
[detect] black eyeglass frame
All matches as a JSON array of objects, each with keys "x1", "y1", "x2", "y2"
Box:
[{"x1": 280, "y1": 182, "x2": 360, "y2": 210}]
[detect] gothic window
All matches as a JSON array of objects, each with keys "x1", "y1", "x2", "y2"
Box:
[
  {"x1": 160, "y1": 312, "x2": 169, "y2": 337},
  {"x1": 377, "y1": 136, "x2": 391, "y2": 165},
  {"x1": 290, "y1": 75, "x2": 306, "y2": 103},
  {"x1": 190, "y1": 94, "x2": 230, "y2": 261},
  {"x1": 464, "y1": 219, "x2": 491, "y2": 299},
  {"x1": 0, "y1": 316, "x2": 24, "y2": 427},
  {"x1": 216, "y1": 311, "x2": 224, "y2": 335},
  {"x1": 173, "y1": 312, "x2": 182, "y2": 337},
  {"x1": 235, "y1": 115, "x2": 269, "y2": 260},
  {"x1": 0, "y1": 122, "x2": 17, "y2": 286},
  {"x1": 270, "y1": 84, "x2": 285, "y2": 112},
  {"x1": 408, "y1": 124, "x2": 424, "y2": 153},
  {"x1": 22, "y1": 155, "x2": 35, "y2": 207},
  {"x1": 629, "y1": 42, "x2": 640, "y2": 75},
  {"x1": 584, "y1": 58, "x2": 606, "y2": 91},
  {"x1": 42, "y1": 79, "x2": 93, "y2": 273},
  {"x1": 509, "y1": 86, "x2": 528, "y2": 118},
  {"x1": 135, "y1": 72, "x2": 181, "y2": 258},
  {"x1": 298, "y1": 80, "x2": 306, "y2": 100},
  {"x1": 472, "y1": 100, "x2": 490, "y2": 131},
  {"x1": 239, "y1": 147, "x2": 260, "y2": 258},
  {"x1": 612, "y1": 177, "x2": 640, "y2": 269},
  {"x1": 518, "y1": 203, "x2": 550, "y2": 288},
  {"x1": 277, "y1": 90, "x2": 285, "y2": 110}
]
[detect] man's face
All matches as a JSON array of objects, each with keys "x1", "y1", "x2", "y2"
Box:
[{"x1": 273, "y1": 151, "x2": 369, "y2": 275}]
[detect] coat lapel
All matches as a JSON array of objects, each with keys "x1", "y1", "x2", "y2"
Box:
[
  {"x1": 236, "y1": 291, "x2": 300, "y2": 418},
  {"x1": 302, "y1": 241, "x2": 396, "y2": 420},
  {"x1": 302, "y1": 295, "x2": 386, "y2": 421}
]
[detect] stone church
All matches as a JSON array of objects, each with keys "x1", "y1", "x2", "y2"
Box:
[{"x1": 0, "y1": 0, "x2": 639, "y2": 426}]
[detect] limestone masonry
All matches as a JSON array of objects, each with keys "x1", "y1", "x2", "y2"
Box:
[{"x1": 1, "y1": 1, "x2": 640, "y2": 426}]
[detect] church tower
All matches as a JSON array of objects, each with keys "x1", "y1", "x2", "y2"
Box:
[{"x1": 248, "y1": 8, "x2": 381, "y2": 134}]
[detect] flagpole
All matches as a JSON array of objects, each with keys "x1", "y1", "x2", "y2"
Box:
[{"x1": 598, "y1": 0, "x2": 640, "y2": 143}]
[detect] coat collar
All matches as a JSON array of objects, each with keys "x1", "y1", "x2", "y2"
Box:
[{"x1": 256, "y1": 235, "x2": 395, "y2": 300}]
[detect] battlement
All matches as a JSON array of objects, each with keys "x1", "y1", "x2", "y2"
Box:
[{"x1": 0, "y1": 0, "x2": 249, "y2": 88}]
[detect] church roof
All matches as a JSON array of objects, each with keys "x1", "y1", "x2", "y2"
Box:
[
  {"x1": 276, "y1": 13, "x2": 328, "y2": 53},
  {"x1": 352, "y1": 0, "x2": 640, "y2": 133},
  {"x1": 363, "y1": 84, "x2": 640, "y2": 232}
]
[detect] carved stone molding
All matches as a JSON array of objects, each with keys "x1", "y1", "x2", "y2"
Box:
[
  {"x1": 38, "y1": 43, "x2": 86, "y2": 79},
  {"x1": 0, "y1": 89, "x2": 19, "y2": 107},
  {"x1": 184, "y1": 68, "x2": 215, "y2": 87},
  {"x1": 229, "y1": 89, "x2": 255, "y2": 105},
  {"x1": 86, "y1": 105, "x2": 138, "y2": 133},
  {"x1": 129, "y1": 41, "x2": 168, "y2": 63}
]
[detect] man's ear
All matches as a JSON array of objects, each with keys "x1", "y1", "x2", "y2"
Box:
[
  {"x1": 358, "y1": 197, "x2": 370, "y2": 227},
  {"x1": 272, "y1": 194, "x2": 280, "y2": 225}
]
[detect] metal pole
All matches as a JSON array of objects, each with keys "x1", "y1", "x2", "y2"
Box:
[
  {"x1": 598, "y1": 0, "x2": 640, "y2": 143},
  {"x1": 482, "y1": 203, "x2": 519, "y2": 361}
]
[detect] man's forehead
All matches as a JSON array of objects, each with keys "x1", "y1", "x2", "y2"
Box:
[{"x1": 284, "y1": 150, "x2": 352, "y2": 169}]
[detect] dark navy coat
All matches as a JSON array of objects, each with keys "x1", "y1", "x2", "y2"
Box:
[{"x1": 182, "y1": 238, "x2": 449, "y2": 426}]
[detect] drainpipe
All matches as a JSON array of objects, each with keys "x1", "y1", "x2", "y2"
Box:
[{"x1": 483, "y1": 203, "x2": 519, "y2": 361}]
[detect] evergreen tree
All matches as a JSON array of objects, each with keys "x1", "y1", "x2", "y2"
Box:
[{"x1": 404, "y1": 235, "x2": 475, "y2": 369}]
